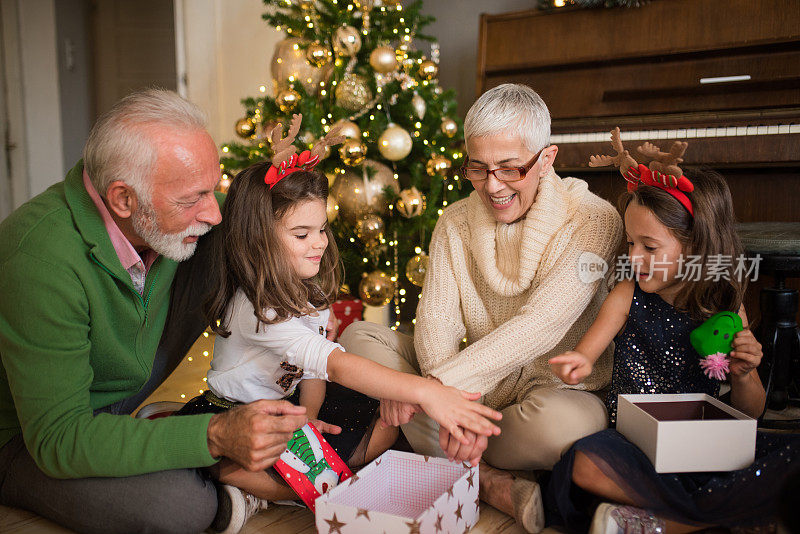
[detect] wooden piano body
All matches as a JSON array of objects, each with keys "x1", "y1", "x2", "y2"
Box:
[{"x1": 476, "y1": 0, "x2": 800, "y2": 224}]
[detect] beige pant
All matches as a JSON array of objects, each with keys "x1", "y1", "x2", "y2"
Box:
[{"x1": 340, "y1": 320, "x2": 608, "y2": 470}]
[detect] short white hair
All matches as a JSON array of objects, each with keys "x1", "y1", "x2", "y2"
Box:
[
  {"x1": 464, "y1": 84, "x2": 551, "y2": 153},
  {"x1": 83, "y1": 88, "x2": 208, "y2": 200}
]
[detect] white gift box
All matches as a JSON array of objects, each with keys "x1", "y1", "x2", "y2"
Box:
[
  {"x1": 617, "y1": 393, "x2": 756, "y2": 473},
  {"x1": 315, "y1": 450, "x2": 479, "y2": 533}
]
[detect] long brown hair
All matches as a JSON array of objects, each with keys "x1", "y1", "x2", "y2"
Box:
[
  {"x1": 206, "y1": 162, "x2": 340, "y2": 336},
  {"x1": 619, "y1": 169, "x2": 745, "y2": 320}
]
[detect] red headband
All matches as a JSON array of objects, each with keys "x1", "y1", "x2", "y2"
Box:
[
  {"x1": 624, "y1": 163, "x2": 695, "y2": 216},
  {"x1": 264, "y1": 150, "x2": 320, "y2": 189}
]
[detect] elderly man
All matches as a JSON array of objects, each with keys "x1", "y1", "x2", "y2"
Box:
[
  {"x1": 341, "y1": 84, "x2": 622, "y2": 532},
  {"x1": 0, "y1": 89, "x2": 307, "y2": 533}
]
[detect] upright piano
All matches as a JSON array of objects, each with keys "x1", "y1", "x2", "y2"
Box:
[{"x1": 476, "y1": 0, "x2": 800, "y2": 223}]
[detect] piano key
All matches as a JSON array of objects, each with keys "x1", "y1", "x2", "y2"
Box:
[
  {"x1": 746, "y1": 126, "x2": 759, "y2": 135},
  {"x1": 726, "y1": 127, "x2": 738, "y2": 136},
  {"x1": 767, "y1": 125, "x2": 779, "y2": 134},
  {"x1": 779, "y1": 124, "x2": 790, "y2": 134},
  {"x1": 757, "y1": 125, "x2": 768, "y2": 135},
  {"x1": 736, "y1": 126, "x2": 747, "y2": 136},
  {"x1": 790, "y1": 124, "x2": 800, "y2": 134}
]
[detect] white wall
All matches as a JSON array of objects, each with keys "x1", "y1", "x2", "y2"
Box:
[
  {"x1": 421, "y1": 0, "x2": 533, "y2": 117},
  {"x1": 179, "y1": 0, "x2": 283, "y2": 147},
  {"x1": 1, "y1": 0, "x2": 64, "y2": 208}
]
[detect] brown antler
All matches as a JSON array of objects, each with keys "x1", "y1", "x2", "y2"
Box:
[
  {"x1": 308, "y1": 123, "x2": 346, "y2": 161},
  {"x1": 271, "y1": 114, "x2": 303, "y2": 165},
  {"x1": 637, "y1": 140, "x2": 687, "y2": 178},
  {"x1": 588, "y1": 127, "x2": 638, "y2": 174}
]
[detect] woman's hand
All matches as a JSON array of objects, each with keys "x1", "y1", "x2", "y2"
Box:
[
  {"x1": 417, "y1": 382, "x2": 502, "y2": 445},
  {"x1": 438, "y1": 427, "x2": 488, "y2": 466},
  {"x1": 325, "y1": 313, "x2": 340, "y2": 341},
  {"x1": 309, "y1": 418, "x2": 342, "y2": 436},
  {"x1": 548, "y1": 351, "x2": 594, "y2": 385},
  {"x1": 729, "y1": 329, "x2": 763, "y2": 377},
  {"x1": 379, "y1": 398, "x2": 420, "y2": 427}
]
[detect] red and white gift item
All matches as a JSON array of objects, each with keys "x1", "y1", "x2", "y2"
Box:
[
  {"x1": 332, "y1": 298, "x2": 363, "y2": 337},
  {"x1": 273, "y1": 423, "x2": 353, "y2": 512},
  {"x1": 315, "y1": 450, "x2": 479, "y2": 534}
]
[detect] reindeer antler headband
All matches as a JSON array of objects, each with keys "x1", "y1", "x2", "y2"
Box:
[
  {"x1": 264, "y1": 113, "x2": 345, "y2": 188},
  {"x1": 589, "y1": 127, "x2": 695, "y2": 216}
]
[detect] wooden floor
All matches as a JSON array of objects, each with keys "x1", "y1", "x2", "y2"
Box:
[{"x1": 0, "y1": 332, "x2": 537, "y2": 534}]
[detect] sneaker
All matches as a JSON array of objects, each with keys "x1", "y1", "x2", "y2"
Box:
[
  {"x1": 134, "y1": 401, "x2": 185, "y2": 420},
  {"x1": 590, "y1": 502, "x2": 666, "y2": 534},
  {"x1": 211, "y1": 484, "x2": 268, "y2": 534}
]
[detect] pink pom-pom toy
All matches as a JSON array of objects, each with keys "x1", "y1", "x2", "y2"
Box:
[{"x1": 699, "y1": 352, "x2": 730, "y2": 381}]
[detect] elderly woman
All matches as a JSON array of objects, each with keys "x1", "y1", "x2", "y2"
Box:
[{"x1": 340, "y1": 83, "x2": 621, "y2": 532}]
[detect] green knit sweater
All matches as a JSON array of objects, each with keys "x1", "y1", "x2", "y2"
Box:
[{"x1": 0, "y1": 161, "x2": 216, "y2": 478}]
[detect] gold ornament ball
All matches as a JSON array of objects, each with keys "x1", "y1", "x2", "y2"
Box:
[
  {"x1": 378, "y1": 123, "x2": 413, "y2": 161},
  {"x1": 326, "y1": 196, "x2": 339, "y2": 222},
  {"x1": 440, "y1": 117, "x2": 458, "y2": 138},
  {"x1": 396, "y1": 186, "x2": 426, "y2": 218},
  {"x1": 426, "y1": 154, "x2": 452, "y2": 177},
  {"x1": 353, "y1": 0, "x2": 374, "y2": 10},
  {"x1": 370, "y1": 46, "x2": 399, "y2": 74},
  {"x1": 330, "y1": 171, "x2": 368, "y2": 224},
  {"x1": 405, "y1": 252, "x2": 429, "y2": 287},
  {"x1": 333, "y1": 119, "x2": 361, "y2": 140},
  {"x1": 335, "y1": 74, "x2": 372, "y2": 111},
  {"x1": 339, "y1": 139, "x2": 368, "y2": 166},
  {"x1": 362, "y1": 159, "x2": 400, "y2": 214},
  {"x1": 418, "y1": 60, "x2": 439, "y2": 80},
  {"x1": 355, "y1": 214, "x2": 385, "y2": 243},
  {"x1": 306, "y1": 42, "x2": 332, "y2": 67},
  {"x1": 295, "y1": 0, "x2": 314, "y2": 9},
  {"x1": 358, "y1": 270, "x2": 396, "y2": 307},
  {"x1": 235, "y1": 117, "x2": 256, "y2": 138},
  {"x1": 276, "y1": 88, "x2": 300, "y2": 113},
  {"x1": 332, "y1": 25, "x2": 362, "y2": 56},
  {"x1": 271, "y1": 38, "x2": 332, "y2": 96}
]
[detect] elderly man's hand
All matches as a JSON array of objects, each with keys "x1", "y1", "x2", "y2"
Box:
[
  {"x1": 438, "y1": 426, "x2": 488, "y2": 467},
  {"x1": 206, "y1": 399, "x2": 308, "y2": 471}
]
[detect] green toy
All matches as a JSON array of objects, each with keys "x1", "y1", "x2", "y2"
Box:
[{"x1": 690, "y1": 311, "x2": 744, "y2": 380}]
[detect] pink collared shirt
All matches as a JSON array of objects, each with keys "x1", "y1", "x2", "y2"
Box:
[{"x1": 83, "y1": 171, "x2": 158, "y2": 295}]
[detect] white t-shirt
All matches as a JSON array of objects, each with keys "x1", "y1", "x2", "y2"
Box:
[{"x1": 207, "y1": 290, "x2": 343, "y2": 404}]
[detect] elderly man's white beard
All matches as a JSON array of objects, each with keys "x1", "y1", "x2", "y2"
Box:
[{"x1": 131, "y1": 199, "x2": 212, "y2": 262}]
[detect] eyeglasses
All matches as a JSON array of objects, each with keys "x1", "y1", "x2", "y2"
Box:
[{"x1": 460, "y1": 147, "x2": 547, "y2": 183}]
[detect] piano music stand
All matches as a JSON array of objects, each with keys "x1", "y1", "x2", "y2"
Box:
[{"x1": 737, "y1": 223, "x2": 800, "y2": 429}]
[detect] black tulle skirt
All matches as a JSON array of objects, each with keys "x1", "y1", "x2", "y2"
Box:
[{"x1": 544, "y1": 429, "x2": 800, "y2": 531}]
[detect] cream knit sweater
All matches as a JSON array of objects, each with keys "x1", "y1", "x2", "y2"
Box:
[{"x1": 414, "y1": 171, "x2": 623, "y2": 410}]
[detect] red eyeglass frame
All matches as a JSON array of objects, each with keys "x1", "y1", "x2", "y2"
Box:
[{"x1": 460, "y1": 146, "x2": 547, "y2": 182}]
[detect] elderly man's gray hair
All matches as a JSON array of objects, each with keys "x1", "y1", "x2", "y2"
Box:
[
  {"x1": 83, "y1": 88, "x2": 208, "y2": 201},
  {"x1": 464, "y1": 84, "x2": 551, "y2": 153}
]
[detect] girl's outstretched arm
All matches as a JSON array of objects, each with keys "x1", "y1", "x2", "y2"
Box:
[
  {"x1": 325, "y1": 349, "x2": 502, "y2": 444},
  {"x1": 729, "y1": 307, "x2": 766, "y2": 418},
  {"x1": 549, "y1": 280, "x2": 634, "y2": 385}
]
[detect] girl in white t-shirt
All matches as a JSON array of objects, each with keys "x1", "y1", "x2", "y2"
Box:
[{"x1": 182, "y1": 158, "x2": 501, "y2": 509}]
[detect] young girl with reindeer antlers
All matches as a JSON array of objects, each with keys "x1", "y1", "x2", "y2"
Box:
[
  {"x1": 179, "y1": 115, "x2": 502, "y2": 533},
  {"x1": 542, "y1": 128, "x2": 799, "y2": 533}
]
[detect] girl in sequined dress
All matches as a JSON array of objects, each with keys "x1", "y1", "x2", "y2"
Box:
[{"x1": 544, "y1": 169, "x2": 799, "y2": 533}]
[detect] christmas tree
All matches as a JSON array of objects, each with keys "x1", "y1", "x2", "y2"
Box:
[{"x1": 220, "y1": 0, "x2": 467, "y2": 327}]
